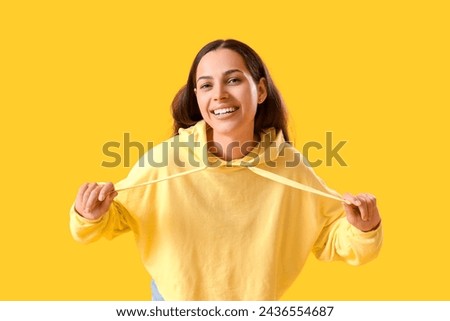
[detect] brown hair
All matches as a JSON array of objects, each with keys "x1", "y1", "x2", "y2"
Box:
[{"x1": 171, "y1": 39, "x2": 290, "y2": 141}]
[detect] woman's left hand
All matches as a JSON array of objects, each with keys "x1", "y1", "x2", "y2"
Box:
[{"x1": 342, "y1": 193, "x2": 381, "y2": 232}]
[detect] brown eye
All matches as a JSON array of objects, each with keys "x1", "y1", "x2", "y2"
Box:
[
  {"x1": 227, "y1": 78, "x2": 241, "y2": 85},
  {"x1": 199, "y1": 83, "x2": 212, "y2": 90}
]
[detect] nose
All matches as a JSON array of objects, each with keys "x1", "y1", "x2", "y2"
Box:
[{"x1": 213, "y1": 83, "x2": 229, "y2": 101}]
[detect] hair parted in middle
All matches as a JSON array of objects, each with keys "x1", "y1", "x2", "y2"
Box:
[{"x1": 171, "y1": 39, "x2": 290, "y2": 142}]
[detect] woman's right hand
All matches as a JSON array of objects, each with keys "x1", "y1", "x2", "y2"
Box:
[{"x1": 75, "y1": 182, "x2": 118, "y2": 220}]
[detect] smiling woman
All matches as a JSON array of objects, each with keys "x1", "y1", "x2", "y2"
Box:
[
  {"x1": 194, "y1": 50, "x2": 264, "y2": 160},
  {"x1": 69, "y1": 39, "x2": 382, "y2": 301},
  {"x1": 171, "y1": 40, "x2": 290, "y2": 140}
]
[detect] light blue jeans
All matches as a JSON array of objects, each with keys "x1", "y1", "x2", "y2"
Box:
[{"x1": 151, "y1": 279, "x2": 165, "y2": 301}]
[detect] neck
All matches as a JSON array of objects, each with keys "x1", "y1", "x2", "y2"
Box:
[{"x1": 207, "y1": 127, "x2": 258, "y2": 161}]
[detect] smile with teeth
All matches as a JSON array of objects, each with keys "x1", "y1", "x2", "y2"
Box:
[{"x1": 212, "y1": 107, "x2": 239, "y2": 116}]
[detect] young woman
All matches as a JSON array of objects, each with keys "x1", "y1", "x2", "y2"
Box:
[{"x1": 70, "y1": 39, "x2": 382, "y2": 300}]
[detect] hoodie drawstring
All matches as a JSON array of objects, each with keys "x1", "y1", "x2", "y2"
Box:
[
  {"x1": 116, "y1": 165, "x2": 349, "y2": 204},
  {"x1": 247, "y1": 166, "x2": 349, "y2": 204}
]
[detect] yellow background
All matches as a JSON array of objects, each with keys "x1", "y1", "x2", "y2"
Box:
[{"x1": 1, "y1": 1, "x2": 449, "y2": 300}]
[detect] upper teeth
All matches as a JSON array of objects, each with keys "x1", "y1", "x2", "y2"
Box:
[{"x1": 213, "y1": 107, "x2": 238, "y2": 115}]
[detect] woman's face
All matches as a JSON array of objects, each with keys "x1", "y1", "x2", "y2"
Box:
[{"x1": 195, "y1": 48, "x2": 266, "y2": 141}]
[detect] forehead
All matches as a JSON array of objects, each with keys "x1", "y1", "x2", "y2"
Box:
[{"x1": 196, "y1": 48, "x2": 249, "y2": 76}]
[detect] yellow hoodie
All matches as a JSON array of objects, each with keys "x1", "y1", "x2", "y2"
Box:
[{"x1": 70, "y1": 120, "x2": 382, "y2": 300}]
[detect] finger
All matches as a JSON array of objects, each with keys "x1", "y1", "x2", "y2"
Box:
[
  {"x1": 85, "y1": 185, "x2": 103, "y2": 212},
  {"x1": 357, "y1": 194, "x2": 370, "y2": 222},
  {"x1": 75, "y1": 183, "x2": 89, "y2": 213},
  {"x1": 342, "y1": 193, "x2": 361, "y2": 225},
  {"x1": 82, "y1": 183, "x2": 98, "y2": 205},
  {"x1": 365, "y1": 193, "x2": 377, "y2": 222},
  {"x1": 98, "y1": 183, "x2": 115, "y2": 202},
  {"x1": 109, "y1": 191, "x2": 118, "y2": 200},
  {"x1": 97, "y1": 190, "x2": 118, "y2": 213},
  {"x1": 342, "y1": 193, "x2": 361, "y2": 207},
  {"x1": 360, "y1": 194, "x2": 372, "y2": 222},
  {"x1": 76, "y1": 183, "x2": 89, "y2": 202},
  {"x1": 367, "y1": 193, "x2": 377, "y2": 206},
  {"x1": 104, "y1": 190, "x2": 118, "y2": 205}
]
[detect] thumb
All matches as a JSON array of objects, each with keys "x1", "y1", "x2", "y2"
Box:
[
  {"x1": 98, "y1": 182, "x2": 115, "y2": 202},
  {"x1": 104, "y1": 190, "x2": 118, "y2": 206}
]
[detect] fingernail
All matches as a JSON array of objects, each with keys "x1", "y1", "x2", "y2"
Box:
[
  {"x1": 356, "y1": 200, "x2": 361, "y2": 206},
  {"x1": 98, "y1": 195, "x2": 104, "y2": 202}
]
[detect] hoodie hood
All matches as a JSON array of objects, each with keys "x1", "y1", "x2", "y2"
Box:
[
  {"x1": 116, "y1": 120, "x2": 346, "y2": 204},
  {"x1": 176, "y1": 120, "x2": 285, "y2": 168}
]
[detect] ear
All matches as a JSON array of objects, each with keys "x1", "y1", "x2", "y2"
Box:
[{"x1": 257, "y1": 78, "x2": 268, "y2": 104}]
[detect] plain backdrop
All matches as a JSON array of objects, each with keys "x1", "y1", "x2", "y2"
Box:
[{"x1": 1, "y1": 0, "x2": 449, "y2": 300}]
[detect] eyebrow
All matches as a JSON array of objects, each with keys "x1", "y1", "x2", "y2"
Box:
[{"x1": 196, "y1": 69, "x2": 243, "y2": 83}]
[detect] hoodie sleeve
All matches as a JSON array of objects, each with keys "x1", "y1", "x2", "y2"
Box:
[
  {"x1": 312, "y1": 214, "x2": 383, "y2": 265},
  {"x1": 302, "y1": 164, "x2": 383, "y2": 265},
  {"x1": 69, "y1": 199, "x2": 134, "y2": 244},
  {"x1": 68, "y1": 152, "x2": 153, "y2": 244},
  {"x1": 68, "y1": 134, "x2": 189, "y2": 244}
]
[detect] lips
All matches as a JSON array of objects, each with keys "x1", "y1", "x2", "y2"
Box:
[{"x1": 211, "y1": 107, "x2": 239, "y2": 116}]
